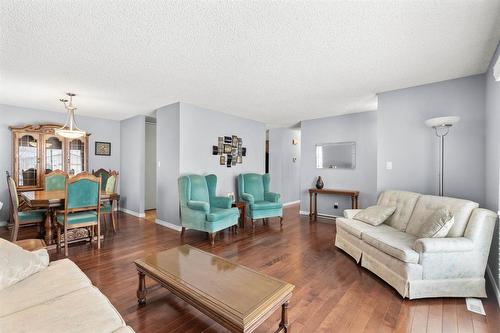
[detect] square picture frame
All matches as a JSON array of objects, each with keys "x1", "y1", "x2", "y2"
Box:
[{"x1": 95, "y1": 142, "x2": 111, "y2": 156}]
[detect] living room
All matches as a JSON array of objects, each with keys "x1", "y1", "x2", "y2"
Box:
[{"x1": 1, "y1": 1, "x2": 500, "y2": 332}]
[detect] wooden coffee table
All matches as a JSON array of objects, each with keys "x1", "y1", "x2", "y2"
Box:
[{"x1": 134, "y1": 245, "x2": 294, "y2": 333}]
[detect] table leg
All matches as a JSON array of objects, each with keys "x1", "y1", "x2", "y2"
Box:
[
  {"x1": 355, "y1": 196, "x2": 358, "y2": 209},
  {"x1": 241, "y1": 205, "x2": 246, "y2": 228},
  {"x1": 351, "y1": 196, "x2": 355, "y2": 209},
  {"x1": 275, "y1": 301, "x2": 289, "y2": 333},
  {"x1": 309, "y1": 192, "x2": 313, "y2": 221},
  {"x1": 137, "y1": 271, "x2": 147, "y2": 305},
  {"x1": 44, "y1": 209, "x2": 53, "y2": 245},
  {"x1": 314, "y1": 193, "x2": 318, "y2": 221}
]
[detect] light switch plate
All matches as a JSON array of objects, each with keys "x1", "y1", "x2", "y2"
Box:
[{"x1": 386, "y1": 161, "x2": 393, "y2": 170}]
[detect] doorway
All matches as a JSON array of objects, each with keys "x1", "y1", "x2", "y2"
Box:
[{"x1": 145, "y1": 118, "x2": 157, "y2": 217}]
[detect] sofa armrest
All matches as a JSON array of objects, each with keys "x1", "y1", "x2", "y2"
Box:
[
  {"x1": 187, "y1": 201, "x2": 210, "y2": 213},
  {"x1": 211, "y1": 196, "x2": 232, "y2": 209},
  {"x1": 343, "y1": 209, "x2": 362, "y2": 219},
  {"x1": 264, "y1": 192, "x2": 280, "y2": 203},
  {"x1": 413, "y1": 237, "x2": 474, "y2": 254},
  {"x1": 240, "y1": 193, "x2": 254, "y2": 204}
]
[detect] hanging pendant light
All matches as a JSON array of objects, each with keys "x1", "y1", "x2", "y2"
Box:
[{"x1": 55, "y1": 92, "x2": 86, "y2": 139}]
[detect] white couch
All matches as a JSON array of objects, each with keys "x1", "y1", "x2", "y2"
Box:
[
  {"x1": 0, "y1": 247, "x2": 134, "y2": 333},
  {"x1": 335, "y1": 190, "x2": 497, "y2": 299}
]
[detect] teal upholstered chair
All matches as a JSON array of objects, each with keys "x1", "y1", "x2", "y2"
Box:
[
  {"x1": 6, "y1": 171, "x2": 46, "y2": 242},
  {"x1": 178, "y1": 174, "x2": 239, "y2": 246},
  {"x1": 237, "y1": 173, "x2": 283, "y2": 230},
  {"x1": 56, "y1": 172, "x2": 101, "y2": 256},
  {"x1": 93, "y1": 168, "x2": 110, "y2": 190},
  {"x1": 44, "y1": 170, "x2": 67, "y2": 191},
  {"x1": 100, "y1": 171, "x2": 118, "y2": 232}
]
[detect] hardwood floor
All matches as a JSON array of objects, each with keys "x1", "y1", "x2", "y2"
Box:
[{"x1": 3, "y1": 204, "x2": 499, "y2": 332}]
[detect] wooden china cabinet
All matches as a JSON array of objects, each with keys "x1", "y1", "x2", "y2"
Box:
[{"x1": 10, "y1": 124, "x2": 90, "y2": 190}]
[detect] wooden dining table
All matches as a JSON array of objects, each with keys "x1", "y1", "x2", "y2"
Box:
[{"x1": 21, "y1": 190, "x2": 120, "y2": 246}]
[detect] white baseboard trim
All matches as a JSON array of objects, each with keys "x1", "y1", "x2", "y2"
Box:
[
  {"x1": 155, "y1": 219, "x2": 182, "y2": 232},
  {"x1": 299, "y1": 210, "x2": 339, "y2": 220},
  {"x1": 486, "y1": 266, "x2": 500, "y2": 307},
  {"x1": 119, "y1": 208, "x2": 145, "y2": 218},
  {"x1": 0, "y1": 221, "x2": 7, "y2": 227},
  {"x1": 283, "y1": 200, "x2": 300, "y2": 207}
]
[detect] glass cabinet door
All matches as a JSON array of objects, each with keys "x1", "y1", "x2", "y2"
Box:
[
  {"x1": 68, "y1": 139, "x2": 85, "y2": 175},
  {"x1": 44, "y1": 136, "x2": 64, "y2": 173},
  {"x1": 17, "y1": 134, "x2": 39, "y2": 187}
]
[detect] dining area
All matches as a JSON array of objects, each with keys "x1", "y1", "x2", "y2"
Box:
[{"x1": 6, "y1": 122, "x2": 120, "y2": 256}]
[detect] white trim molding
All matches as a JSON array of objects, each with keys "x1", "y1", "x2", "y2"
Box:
[
  {"x1": 119, "y1": 207, "x2": 145, "y2": 218},
  {"x1": 299, "y1": 210, "x2": 338, "y2": 220},
  {"x1": 155, "y1": 219, "x2": 182, "y2": 232},
  {"x1": 283, "y1": 200, "x2": 300, "y2": 207},
  {"x1": 486, "y1": 266, "x2": 500, "y2": 307}
]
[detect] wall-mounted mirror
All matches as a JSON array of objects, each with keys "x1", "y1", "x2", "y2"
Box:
[{"x1": 316, "y1": 142, "x2": 356, "y2": 169}]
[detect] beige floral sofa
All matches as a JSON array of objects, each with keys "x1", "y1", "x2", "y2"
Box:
[
  {"x1": 335, "y1": 190, "x2": 497, "y2": 299},
  {"x1": 0, "y1": 239, "x2": 134, "y2": 333}
]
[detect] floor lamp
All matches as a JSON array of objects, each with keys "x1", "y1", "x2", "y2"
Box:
[{"x1": 425, "y1": 116, "x2": 460, "y2": 196}]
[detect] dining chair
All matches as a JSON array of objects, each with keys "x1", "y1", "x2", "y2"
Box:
[
  {"x1": 100, "y1": 170, "x2": 118, "y2": 232},
  {"x1": 92, "y1": 168, "x2": 110, "y2": 190},
  {"x1": 44, "y1": 169, "x2": 67, "y2": 191},
  {"x1": 56, "y1": 172, "x2": 101, "y2": 256},
  {"x1": 5, "y1": 171, "x2": 46, "y2": 242}
]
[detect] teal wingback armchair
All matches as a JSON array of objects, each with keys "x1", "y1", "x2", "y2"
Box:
[
  {"x1": 178, "y1": 174, "x2": 239, "y2": 246},
  {"x1": 237, "y1": 173, "x2": 283, "y2": 230}
]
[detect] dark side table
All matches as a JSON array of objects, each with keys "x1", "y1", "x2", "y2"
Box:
[{"x1": 232, "y1": 201, "x2": 247, "y2": 228}]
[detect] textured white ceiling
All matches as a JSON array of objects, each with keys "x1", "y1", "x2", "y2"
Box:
[{"x1": 1, "y1": 1, "x2": 499, "y2": 127}]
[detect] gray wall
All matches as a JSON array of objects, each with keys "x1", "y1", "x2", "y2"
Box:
[
  {"x1": 485, "y1": 43, "x2": 500, "y2": 291},
  {"x1": 377, "y1": 74, "x2": 486, "y2": 206},
  {"x1": 156, "y1": 103, "x2": 181, "y2": 225},
  {"x1": 300, "y1": 111, "x2": 378, "y2": 216},
  {"x1": 145, "y1": 121, "x2": 157, "y2": 210},
  {"x1": 269, "y1": 128, "x2": 301, "y2": 204},
  {"x1": 0, "y1": 104, "x2": 121, "y2": 222},
  {"x1": 120, "y1": 115, "x2": 145, "y2": 215},
  {"x1": 156, "y1": 102, "x2": 266, "y2": 226},
  {"x1": 180, "y1": 103, "x2": 266, "y2": 199}
]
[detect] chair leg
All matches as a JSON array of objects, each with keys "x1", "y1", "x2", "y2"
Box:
[
  {"x1": 180, "y1": 227, "x2": 186, "y2": 237},
  {"x1": 251, "y1": 219, "x2": 255, "y2": 232},
  {"x1": 111, "y1": 212, "x2": 117, "y2": 233},
  {"x1": 209, "y1": 232, "x2": 216, "y2": 246},
  {"x1": 11, "y1": 218, "x2": 19, "y2": 242},
  {"x1": 64, "y1": 223, "x2": 68, "y2": 257},
  {"x1": 235, "y1": 225, "x2": 239, "y2": 235},
  {"x1": 56, "y1": 223, "x2": 61, "y2": 253},
  {"x1": 97, "y1": 221, "x2": 101, "y2": 250},
  {"x1": 280, "y1": 216, "x2": 284, "y2": 227}
]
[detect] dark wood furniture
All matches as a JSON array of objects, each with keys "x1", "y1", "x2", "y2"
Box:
[
  {"x1": 308, "y1": 188, "x2": 359, "y2": 221},
  {"x1": 21, "y1": 189, "x2": 119, "y2": 246},
  {"x1": 10, "y1": 123, "x2": 90, "y2": 191},
  {"x1": 135, "y1": 245, "x2": 294, "y2": 333},
  {"x1": 232, "y1": 201, "x2": 247, "y2": 228}
]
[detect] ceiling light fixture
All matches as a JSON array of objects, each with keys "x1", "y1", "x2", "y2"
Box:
[{"x1": 56, "y1": 93, "x2": 86, "y2": 139}]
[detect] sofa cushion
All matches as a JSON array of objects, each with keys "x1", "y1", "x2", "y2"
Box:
[
  {"x1": 405, "y1": 195, "x2": 478, "y2": 237},
  {"x1": 354, "y1": 205, "x2": 396, "y2": 226},
  {"x1": 0, "y1": 286, "x2": 126, "y2": 333},
  {"x1": 0, "y1": 239, "x2": 49, "y2": 291},
  {"x1": 416, "y1": 208, "x2": 455, "y2": 238},
  {"x1": 377, "y1": 191, "x2": 420, "y2": 232},
  {"x1": 206, "y1": 207, "x2": 239, "y2": 222},
  {"x1": 0, "y1": 259, "x2": 92, "y2": 317},
  {"x1": 362, "y1": 228, "x2": 420, "y2": 264},
  {"x1": 335, "y1": 217, "x2": 395, "y2": 239},
  {"x1": 251, "y1": 200, "x2": 283, "y2": 210}
]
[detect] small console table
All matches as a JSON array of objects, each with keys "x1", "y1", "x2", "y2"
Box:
[{"x1": 308, "y1": 188, "x2": 359, "y2": 221}]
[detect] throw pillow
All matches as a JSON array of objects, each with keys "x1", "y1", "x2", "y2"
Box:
[
  {"x1": 416, "y1": 208, "x2": 454, "y2": 238},
  {"x1": 0, "y1": 238, "x2": 49, "y2": 290},
  {"x1": 353, "y1": 205, "x2": 397, "y2": 226}
]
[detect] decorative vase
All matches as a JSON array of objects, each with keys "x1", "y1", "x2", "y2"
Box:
[{"x1": 315, "y1": 176, "x2": 324, "y2": 189}]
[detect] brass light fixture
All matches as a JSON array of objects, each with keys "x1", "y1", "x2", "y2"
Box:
[{"x1": 55, "y1": 92, "x2": 86, "y2": 139}]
